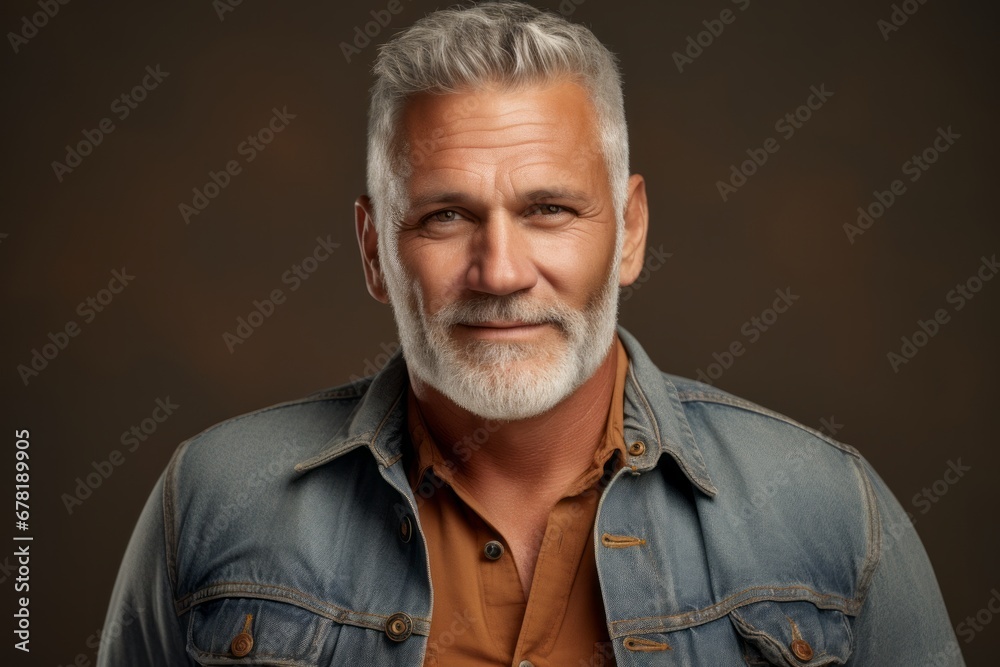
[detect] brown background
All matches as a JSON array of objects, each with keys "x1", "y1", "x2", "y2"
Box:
[{"x1": 1, "y1": 0, "x2": 997, "y2": 664}]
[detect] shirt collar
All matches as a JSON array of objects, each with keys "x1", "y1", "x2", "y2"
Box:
[{"x1": 294, "y1": 325, "x2": 717, "y2": 498}]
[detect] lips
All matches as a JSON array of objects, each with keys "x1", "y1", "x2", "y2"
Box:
[
  {"x1": 454, "y1": 321, "x2": 552, "y2": 339},
  {"x1": 463, "y1": 320, "x2": 537, "y2": 328}
]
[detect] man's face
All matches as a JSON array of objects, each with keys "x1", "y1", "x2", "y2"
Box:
[{"x1": 371, "y1": 80, "x2": 630, "y2": 421}]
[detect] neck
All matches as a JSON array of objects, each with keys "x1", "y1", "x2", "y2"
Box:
[{"x1": 408, "y1": 333, "x2": 620, "y2": 500}]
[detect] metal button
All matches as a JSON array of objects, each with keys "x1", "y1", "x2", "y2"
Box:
[
  {"x1": 231, "y1": 613, "x2": 254, "y2": 657},
  {"x1": 399, "y1": 514, "x2": 413, "y2": 543},
  {"x1": 790, "y1": 638, "x2": 813, "y2": 661},
  {"x1": 484, "y1": 540, "x2": 505, "y2": 560},
  {"x1": 628, "y1": 440, "x2": 646, "y2": 456},
  {"x1": 385, "y1": 612, "x2": 413, "y2": 642},
  {"x1": 230, "y1": 632, "x2": 253, "y2": 657}
]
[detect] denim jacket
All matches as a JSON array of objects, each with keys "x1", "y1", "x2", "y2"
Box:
[{"x1": 98, "y1": 326, "x2": 964, "y2": 666}]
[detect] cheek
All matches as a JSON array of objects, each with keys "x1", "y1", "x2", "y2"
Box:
[
  {"x1": 537, "y1": 233, "x2": 616, "y2": 297},
  {"x1": 399, "y1": 243, "x2": 467, "y2": 311}
]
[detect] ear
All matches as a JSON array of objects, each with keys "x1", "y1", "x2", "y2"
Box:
[
  {"x1": 355, "y1": 195, "x2": 389, "y2": 304},
  {"x1": 618, "y1": 174, "x2": 650, "y2": 287}
]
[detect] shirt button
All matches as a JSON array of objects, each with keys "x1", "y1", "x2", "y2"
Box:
[
  {"x1": 399, "y1": 514, "x2": 413, "y2": 543},
  {"x1": 790, "y1": 638, "x2": 814, "y2": 661},
  {"x1": 628, "y1": 440, "x2": 646, "y2": 456},
  {"x1": 385, "y1": 612, "x2": 413, "y2": 642},
  {"x1": 484, "y1": 540, "x2": 505, "y2": 560}
]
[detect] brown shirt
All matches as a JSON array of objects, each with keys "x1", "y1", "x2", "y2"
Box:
[{"x1": 406, "y1": 337, "x2": 630, "y2": 667}]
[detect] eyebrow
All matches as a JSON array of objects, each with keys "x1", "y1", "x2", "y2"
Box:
[{"x1": 408, "y1": 188, "x2": 593, "y2": 210}]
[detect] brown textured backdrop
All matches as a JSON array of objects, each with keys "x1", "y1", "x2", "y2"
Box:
[{"x1": 1, "y1": 0, "x2": 997, "y2": 664}]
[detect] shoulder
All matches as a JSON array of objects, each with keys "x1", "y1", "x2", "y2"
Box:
[
  {"x1": 661, "y1": 374, "x2": 882, "y2": 606},
  {"x1": 165, "y1": 379, "x2": 372, "y2": 498},
  {"x1": 667, "y1": 372, "x2": 862, "y2": 470}
]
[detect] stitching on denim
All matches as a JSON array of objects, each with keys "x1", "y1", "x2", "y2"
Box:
[
  {"x1": 729, "y1": 610, "x2": 774, "y2": 655},
  {"x1": 733, "y1": 607, "x2": 846, "y2": 667},
  {"x1": 177, "y1": 584, "x2": 351, "y2": 619},
  {"x1": 629, "y1": 367, "x2": 716, "y2": 495},
  {"x1": 853, "y1": 457, "x2": 882, "y2": 607},
  {"x1": 175, "y1": 582, "x2": 431, "y2": 634},
  {"x1": 164, "y1": 438, "x2": 194, "y2": 616},
  {"x1": 626, "y1": 364, "x2": 663, "y2": 450},
  {"x1": 746, "y1": 617, "x2": 799, "y2": 665},
  {"x1": 731, "y1": 608, "x2": 800, "y2": 666},
  {"x1": 185, "y1": 392, "x2": 366, "y2": 445},
  {"x1": 607, "y1": 585, "x2": 858, "y2": 637},
  {"x1": 366, "y1": 387, "x2": 407, "y2": 468},
  {"x1": 293, "y1": 387, "x2": 407, "y2": 472},
  {"x1": 306, "y1": 380, "x2": 371, "y2": 400},
  {"x1": 308, "y1": 616, "x2": 327, "y2": 654},
  {"x1": 187, "y1": 606, "x2": 334, "y2": 665},
  {"x1": 676, "y1": 390, "x2": 862, "y2": 459}
]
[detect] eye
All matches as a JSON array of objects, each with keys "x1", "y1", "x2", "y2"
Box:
[
  {"x1": 528, "y1": 204, "x2": 574, "y2": 217},
  {"x1": 422, "y1": 209, "x2": 465, "y2": 225}
]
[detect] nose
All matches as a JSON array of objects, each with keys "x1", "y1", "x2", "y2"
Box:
[{"x1": 464, "y1": 214, "x2": 537, "y2": 297}]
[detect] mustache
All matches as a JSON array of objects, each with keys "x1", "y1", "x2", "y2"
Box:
[{"x1": 433, "y1": 294, "x2": 569, "y2": 330}]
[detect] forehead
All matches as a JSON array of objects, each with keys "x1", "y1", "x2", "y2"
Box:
[{"x1": 398, "y1": 79, "x2": 605, "y2": 186}]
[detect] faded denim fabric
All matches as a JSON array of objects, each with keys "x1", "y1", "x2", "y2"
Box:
[{"x1": 98, "y1": 326, "x2": 964, "y2": 666}]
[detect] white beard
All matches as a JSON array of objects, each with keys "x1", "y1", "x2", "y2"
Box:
[{"x1": 380, "y1": 226, "x2": 623, "y2": 421}]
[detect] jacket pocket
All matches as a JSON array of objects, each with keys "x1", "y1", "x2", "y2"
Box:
[
  {"x1": 729, "y1": 600, "x2": 853, "y2": 666},
  {"x1": 185, "y1": 597, "x2": 336, "y2": 666}
]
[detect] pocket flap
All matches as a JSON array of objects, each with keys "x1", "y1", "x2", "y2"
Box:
[
  {"x1": 730, "y1": 600, "x2": 852, "y2": 666},
  {"x1": 186, "y1": 597, "x2": 333, "y2": 666}
]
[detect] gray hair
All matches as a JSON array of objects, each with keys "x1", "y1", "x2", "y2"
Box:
[{"x1": 365, "y1": 0, "x2": 630, "y2": 248}]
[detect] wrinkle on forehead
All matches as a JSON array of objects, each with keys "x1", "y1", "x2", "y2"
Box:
[
  {"x1": 399, "y1": 81, "x2": 608, "y2": 205},
  {"x1": 402, "y1": 80, "x2": 599, "y2": 151}
]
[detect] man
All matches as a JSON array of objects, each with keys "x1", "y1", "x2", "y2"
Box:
[{"x1": 100, "y1": 2, "x2": 964, "y2": 665}]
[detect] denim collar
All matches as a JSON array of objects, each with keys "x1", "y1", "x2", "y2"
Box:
[{"x1": 295, "y1": 325, "x2": 717, "y2": 497}]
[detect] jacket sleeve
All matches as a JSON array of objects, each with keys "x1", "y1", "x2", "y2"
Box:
[
  {"x1": 96, "y1": 469, "x2": 191, "y2": 666},
  {"x1": 847, "y1": 458, "x2": 966, "y2": 666}
]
